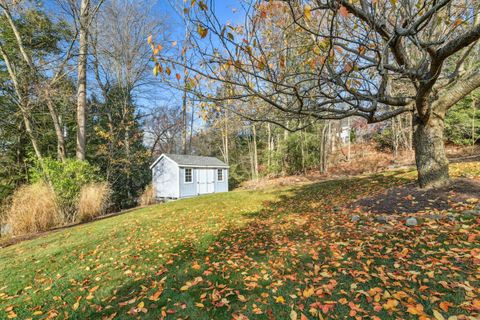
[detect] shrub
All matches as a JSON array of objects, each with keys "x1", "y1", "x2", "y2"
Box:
[
  {"x1": 6, "y1": 182, "x2": 61, "y2": 235},
  {"x1": 139, "y1": 184, "x2": 156, "y2": 206},
  {"x1": 76, "y1": 182, "x2": 112, "y2": 222},
  {"x1": 30, "y1": 158, "x2": 100, "y2": 221}
]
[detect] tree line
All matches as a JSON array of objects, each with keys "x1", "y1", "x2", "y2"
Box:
[
  {"x1": 152, "y1": 0, "x2": 480, "y2": 188},
  {"x1": 0, "y1": 0, "x2": 169, "y2": 209}
]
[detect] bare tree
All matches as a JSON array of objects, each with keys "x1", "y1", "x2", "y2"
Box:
[{"x1": 152, "y1": 0, "x2": 480, "y2": 188}]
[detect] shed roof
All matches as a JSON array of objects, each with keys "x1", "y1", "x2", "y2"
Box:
[{"x1": 150, "y1": 153, "x2": 229, "y2": 169}]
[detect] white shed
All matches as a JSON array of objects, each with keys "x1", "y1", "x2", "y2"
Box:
[{"x1": 150, "y1": 154, "x2": 229, "y2": 199}]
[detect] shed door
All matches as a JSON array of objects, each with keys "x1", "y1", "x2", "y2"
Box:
[{"x1": 197, "y1": 169, "x2": 215, "y2": 194}]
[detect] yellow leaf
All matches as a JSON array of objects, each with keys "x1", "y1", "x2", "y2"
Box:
[
  {"x1": 383, "y1": 299, "x2": 398, "y2": 310},
  {"x1": 147, "y1": 35, "x2": 153, "y2": 44},
  {"x1": 137, "y1": 301, "x2": 144, "y2": 309},
  {"x1": 304, "y1": 5, "x2": 312, "y2": 21},
  {"x1": 433, "y1": 309, "x2": 445, "y2": 320},
  {"x1": 72, "y1": 302, "x2": 79, "y2": 311},
  {"x1": 303, "y1": 287, "x2": 314, "y2": 298},
  {"x1": 275, "y1": 296, "x2": 285, "y2": 304},
  {"x1": 195, "y1": 302, "x2": 204, "y2": 308},
  {"x1": 192, "y1": 262, "x2": 201, "y2": 270},
  {"x1": 290, "y1": 309, "x2": 298, "y2": 320},
  {"x1": 197, "y1": 25, "x2": 208, "y2": 38}
]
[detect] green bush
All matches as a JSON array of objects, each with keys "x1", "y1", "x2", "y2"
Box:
[
  {"x1": 445, "y1": 93, "x2": 479, "y2": 146},
  {"x1": 30, "y1": 158, "x2": 100, "y2": 220},
  {"x1": 373, "y1": 128, "x2": 394, "y2": 151}
]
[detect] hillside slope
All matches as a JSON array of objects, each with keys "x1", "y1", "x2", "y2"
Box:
[{"x1": 1, "y1": 163, "x2": 479, "y2": 319}]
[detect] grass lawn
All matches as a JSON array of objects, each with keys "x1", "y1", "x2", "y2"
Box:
[{"x1": 1, "y1": 163, "x2": 479, "y2": 319}]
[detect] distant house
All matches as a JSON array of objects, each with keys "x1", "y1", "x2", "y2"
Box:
[{"x1": 150, "y1": 154, "x2": 229, "y2": 199}]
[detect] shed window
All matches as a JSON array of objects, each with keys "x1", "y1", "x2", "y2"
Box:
[
  {"x1": 185, "y1": 168, "x2": 192, "y2": 183},
  {"x1": 217, "y1": 169, "x2": 223, "y2": 181}
]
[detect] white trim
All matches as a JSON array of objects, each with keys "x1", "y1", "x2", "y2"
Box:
[{"x1": 178, "y1": 165, "x2": 229, "y2": 169}]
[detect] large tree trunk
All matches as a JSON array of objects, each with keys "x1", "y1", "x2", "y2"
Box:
[
  {"x1": 76, "y1": 0, "x2": 89, "y2": 161},
  {"x1": 413, "y1": 116, "x2": 449, "y2": 188}
]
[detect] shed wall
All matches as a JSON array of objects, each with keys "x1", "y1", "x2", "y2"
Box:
[
  {"x1": 179, "y1": 167, "x2": 198, "y2": 198},
  {"x1": 152, "y1": 157, "x2": 179, "y2": 198},
  {"x1": 214, "y1": 168, "x2": 229, "y2": 193}
]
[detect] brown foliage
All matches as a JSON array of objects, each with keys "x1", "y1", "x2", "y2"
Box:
[
  {"x1": 139, "y1": 184, "x2": 156, "y2": 206},
  {"x1": 6, "y1": 183, "x2": 62, "y2": 235},
  {"x1": 77, "y1": 182, "x2": 111, "y2": 222}
]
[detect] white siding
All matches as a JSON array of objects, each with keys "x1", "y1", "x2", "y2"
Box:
[
  {"x1": 152, "y1": 156, "x2": 179, "y2": 198},
  {"x1": 179, "y1": 167, "x2": 198, "y2": 198},
  {"x1": 214, "y1": 168, "x2": 228, "y2": 193}
]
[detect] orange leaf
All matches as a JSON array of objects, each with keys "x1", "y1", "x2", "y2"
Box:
[
  {"x1": 339, "y1": 6, "x2": 349, "y2": 17},
  {"x1": 439, "y1": 301, "x2": 451, "y2": 312}
]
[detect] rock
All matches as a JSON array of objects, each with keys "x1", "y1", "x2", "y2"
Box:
[
  {"x1": 375, "y1": 216, "x2": 388, "y2": 224},
  {"x1": 406, "y1": 217, "x2": 418, "y2": 226},
  {"x1": 351, "y1": 215, "x2": 360, "y2": 222}
]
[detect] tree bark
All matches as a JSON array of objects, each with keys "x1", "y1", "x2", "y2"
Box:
[
  {"x1": 413, "y1": 116, "x2": 449, "y2": 188},
  {"x1": 76, "y1": 0, "x2": 89, "y2": 161},
  {"x1": 46, "y1": 96, "x2": 67, "y2": 161},
  {"x1": 252, "y1": 124, "x2": 259, "y2": 179}
]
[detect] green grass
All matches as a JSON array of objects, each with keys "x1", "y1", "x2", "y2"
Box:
[{"x1": 1, "y1": 164, "x2": 479, "y2": 319}]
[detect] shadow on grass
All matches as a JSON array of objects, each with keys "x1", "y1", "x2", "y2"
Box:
[{"x1": 80, "y1": 172, "x2": 421, "y2": 319}]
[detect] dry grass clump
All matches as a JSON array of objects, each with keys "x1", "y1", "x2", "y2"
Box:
[
  {"x1": 6, "y1": 182, "x2": 61, "y2": 235},
  {"x1": 139, "y1": 184, "x2": 156, "y2": 206},
  {"x1": 76, "y1": 182, "x2": 111, "y2": 222}
]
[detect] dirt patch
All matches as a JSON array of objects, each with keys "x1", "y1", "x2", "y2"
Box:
[{"x1": 351, "y1": 178, "x2": 480, "y2": 214}]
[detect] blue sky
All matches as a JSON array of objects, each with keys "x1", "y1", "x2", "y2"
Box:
[
  {"x1": 143, "y1": 0, "x2": 244, "y2": 115},
  {"x1": 40, "y1": 0, "x2": 244, "y2": 128}
]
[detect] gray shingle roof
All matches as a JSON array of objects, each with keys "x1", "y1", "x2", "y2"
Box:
[{"x1": 162, "y1": 154, "x2": 228, "y2": 168}]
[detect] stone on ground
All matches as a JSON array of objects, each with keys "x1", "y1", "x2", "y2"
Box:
[{"x1": 406, "y1": 217, "x2": 418, "y2": 226}]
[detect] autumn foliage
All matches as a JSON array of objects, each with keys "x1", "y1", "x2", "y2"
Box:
[
  {"x1": 5, "y1": 183, "x2": 61, "y2": 235},
  {"x1": 76, "y1": 182, "x2": 112, "y2": 222},
  {"x1": 139, "y1": 184, "x2": 157, "y2": 206},
  {"x1": 1, "y1": 162, "x2": 479, "y2": 319}
]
